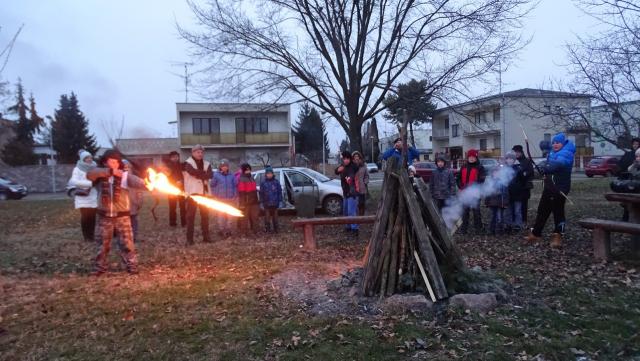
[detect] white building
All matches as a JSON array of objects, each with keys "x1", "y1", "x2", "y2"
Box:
[
  {"x1": 591, "y1": 100, "x2": 640, "y2": 156},
  {"x1": 431, "y1": 88, "x2": 593, "y2": 165},
  {"x1": 176, "y1": 103, "x2": 292, "y2": 168}
]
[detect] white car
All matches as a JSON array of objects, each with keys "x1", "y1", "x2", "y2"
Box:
[
  {"x1": 366, "y1": 163, "x2": 379, "y2": 173},
  {"x1": 253, "y1": 167, "x2": 345, "y2": 215}
]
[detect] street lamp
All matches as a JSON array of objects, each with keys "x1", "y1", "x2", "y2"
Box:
[{"x1": 370, "y1": 136, "x2": 375, "y2": 163}]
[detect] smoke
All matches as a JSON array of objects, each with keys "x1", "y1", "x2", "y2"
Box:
[{"x1": 442, "y1": 165, "x2": 516, "y2": 229}]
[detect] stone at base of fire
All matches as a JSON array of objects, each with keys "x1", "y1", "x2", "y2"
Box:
[
  {"x1": 380, "y1": 294, "x2": 434, "y2": 313},
  {"x1": 448, "y1": 293, "x2": 498, "y2": 313}
]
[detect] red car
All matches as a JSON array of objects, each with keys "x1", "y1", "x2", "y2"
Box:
[
  {"x1": 413, "y1": 162, "x2": 459, "y2": 183},
  {"x1": 585, "y1": 156, "x2": 620, "y2": 177}
]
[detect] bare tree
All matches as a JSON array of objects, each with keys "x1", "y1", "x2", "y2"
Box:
[
  {"x1": 101, "y1": 116, "x2": 125, "y2": 147},
  {"x1": 0, "y1": 25, "x2": 23, "y2": 104},
  {"x1": 559, "y1": 0, "x2": 640, "y2": 149},
  {"x1": 179, "y1": 0, "x2": 533, "y2": 152},
  {"x1": 254, "y1": 152, "x2": 272, "y2": 167}
]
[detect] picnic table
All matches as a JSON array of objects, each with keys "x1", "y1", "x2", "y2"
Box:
[{"x1": 578, "y1": 193, "x2": 640, "y2": 260}]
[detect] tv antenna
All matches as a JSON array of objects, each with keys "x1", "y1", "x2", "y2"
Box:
[{"x1": 169, "y1": 61, "x2": 194, "y2": 102}]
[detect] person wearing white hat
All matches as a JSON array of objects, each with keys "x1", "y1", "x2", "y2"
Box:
[{"x1": 67, "y1": 149, "x2": 98, "y2": 242}]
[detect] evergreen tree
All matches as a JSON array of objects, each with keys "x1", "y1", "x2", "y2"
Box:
[
  {"x1": 28, "y1": 93, "x2": 45, "y2": 136},
  {"x1": 383, "y1": 79, "x2": 437, "y2": 147},
  {"x1": 292, "y1": 103, "x2": 329, "y2": 164},
  {"x1": 362, "y1": 118, "x2": 381, "y2": 163},
  {"x1": 51, "y1": 93, "x2": 98, "y2": 164},
  {"x1": 1, "y1": 80, "x2": 38, "y2": 165}
]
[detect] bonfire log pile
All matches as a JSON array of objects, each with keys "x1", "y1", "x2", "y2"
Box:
[{"x1": 361, "y1": 157, "x2": 466, "y2": 301}]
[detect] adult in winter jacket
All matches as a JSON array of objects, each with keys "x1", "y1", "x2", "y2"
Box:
[
  {"x1": 165, "y1": 151, "x2": 186, "y2": 227},
  {"x1": 259, "y1": 166, "x2": 283, "y2": 233},
  {"x1": 183, "y1": 145, "x2": 213, "y2": 244},
  {"x1": 430, "y1": 155, "x2": 456, "y2": 211},
  {"x1": 211, "y1": 159, "x2": 237, "y2": 238},
  {"x1": 526, "y1": 133, "x2": 576, "y2": 248},
  {"x1": 352, "y1": 151, "x2": 369, "y2": 216},
  {"x1": 335, "y1": 151, "x2": 359, "y2": 234},
  {"x1": 511, "y1": 145, "x2": 535, "y2": 225},
  {"x1": 67, "y1": 149, "x2": 98, "y2": 242},
  {"x1": 618, "y1": 138, "x2": 640, "y2": 172},
  {"x1": 456, "y1": 149, "x2": 486, "y2": 234},
  {"x1": 87, "y1": 150, "x2": 146, "y2": 275},
  {"x1": 238, "y1": 163, "x2": 260, "y2": 234},
  {"x1": 381, "y1": 137, "x2": 420, "y2": 166}
]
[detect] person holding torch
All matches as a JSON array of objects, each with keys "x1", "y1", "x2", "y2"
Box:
[{"x1": 183, "y1": 144, "x2": 213, "y2": 245}]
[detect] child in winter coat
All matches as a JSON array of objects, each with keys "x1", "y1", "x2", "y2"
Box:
[
  {"x1": 352, "y1": 151, "x2": 369, "y2": 216},
  {"x1": 457, "y1": 149, "x2": 486, "y2": 234},
  {"x1": 237, "y1": 163, "x2": 260, "y2": 234},
  {"x1": 211, "y1": 159, "x2": 237, "y2": 238},
  {"x1": 335, "y1": 151, "x2": 359, "y2": 234},
  {"x1": 68, "y1": 149, "x2": 98, "y2": 242},
  {"x1": 505, "y1": 152, "x2": 526, "y2": 232},
  {"x1": 485, "y1": 166, "x2": 509, "y2": 235},
  {"x1": 259, "y1": 166, "x2": 283, "y2": 233},
  {"x1": 430, "y1": 155, "x2": 456, "y2": 211}
]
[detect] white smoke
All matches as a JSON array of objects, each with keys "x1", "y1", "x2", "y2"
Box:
[{"x1": 442, "y1": 165, "x2": 516, "y2": 229}]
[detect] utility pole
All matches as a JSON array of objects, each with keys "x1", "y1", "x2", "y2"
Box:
[
  {"x1": 49, "y1": 125, "x2": 56, "y2": 193},
  {"x1": 170, "y1": 61, "x2": 194, "y2": 102}
]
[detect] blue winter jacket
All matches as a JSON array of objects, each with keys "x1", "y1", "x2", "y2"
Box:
[
  {"x1": 382, "y1": 146, "x2": 420, "y2": 165},
  {"x1": 211, "y1": 171, "x2": 237, "y2": 199},
  {"x1": 543, "y1": 134, "x2": 576, "y2": 194},
  {"x1": 259, "y1": 178, "x2": 283, "y2": 208}
]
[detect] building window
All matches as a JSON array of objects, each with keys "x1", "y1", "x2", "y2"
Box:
[
  {"x1": 544, "y1": 133, "x2": 551, "y2": 142},
  {"x1": 444, "y1": 117, "x2": 450, "y2": 129},
  {"x1": 452, "y1": 124, "x2": 459, "y2": 137},
  {"x1": 479, "y1": 138, "x2": 487, "y2": 151},
  {"x1": 236, "y1": 117, "x2": 268, "y2": 134},
  {"x1": 193, "y1": 118, "x2": 220, "y2": 135},
  {"x1": 612, "y1": 111, "x2": 623, "y2": 126},
  {"x1": 493, "y1": 108, "x2": 501, "y2": 122},
  {"x1": 543, "y1": 105, "x2": 551, "y2": 115},
  {"x1": 474, "y1": 111, "x2": 486, "y2": 124}
]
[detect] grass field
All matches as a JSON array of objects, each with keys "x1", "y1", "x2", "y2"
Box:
[{"x1": 1, "y1": 178, "x2": 639, "y2": 360}]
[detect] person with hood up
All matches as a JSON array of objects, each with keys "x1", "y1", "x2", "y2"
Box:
[
  {"x1": 211, "y1": 159, "x2": 237, "y2": 238},
  {"x1": 67, "y1": 149, "x2": 98, "y2": 242},
  {"x1": 457, "y1": 149, "x2": 486, "y2": 234},
  {"x1": 525, "y1": 133, "x2": 576, "y2": 248},
  {"x1": 259, "y1": 166, "x2": 283, "y2": 233},
  {"x1": 430, "y1": 155, "x2": 456, "y2": 211},
  {"x1": 86, "y1": 150, "x2": 146, "y2": 275},
  {"x1": 237, "y1": 163, "x2": 260, "y2": 234},
  {"x1": 382, "y1": 137, "x2": 420, "y2": 166}
]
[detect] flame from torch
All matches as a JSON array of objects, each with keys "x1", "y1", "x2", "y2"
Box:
[{"x1": 146, "y1": 168, "x2": 243, "y2": 217}]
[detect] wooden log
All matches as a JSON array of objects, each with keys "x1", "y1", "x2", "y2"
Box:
[
  {"x1": 414, "y1": 250, "x2": 437, "y2": 303},
  {"x1": 303, "y1": 224, "x2": 316, "y2": 250},
  {"x1": 386, "y1": 188, "x2": 405, "y2": 296},
  {"x1": 291, "y1": 215, "x2": 376, "y2": 227},
  {"x1": 592, "y1": 228, "x2": 611, "y2": 261},
  {"x1": 398, "y1": 170, "x2": 448, "y2": 299}
]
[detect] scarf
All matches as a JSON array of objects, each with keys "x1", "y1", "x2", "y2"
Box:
[{"x1": 76, "y1": 159, "x2": 97, "y2": 173}]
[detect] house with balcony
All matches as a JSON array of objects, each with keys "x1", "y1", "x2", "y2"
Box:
[
  {"x1": 431, "y1": 88, "x2": 593, "y2": 165},
  {"x1": 177, "y1": 103, "x2": 292, "y2": 168}
]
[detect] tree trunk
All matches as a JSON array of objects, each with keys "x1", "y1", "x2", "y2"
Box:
[
  {"x1": 349, "y1": 122, "x2": 364, "y2": 154},
  {"x1": 409, "y1": 122, "x2": 416, "y2": 148}
]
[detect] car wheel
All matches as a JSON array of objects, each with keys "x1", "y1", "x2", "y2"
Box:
[
  {"x1": 323, "y1": 195, "x2": 343, "y2": 216},
  {"x1": 0, "y1": 193, "x2": 7, "y2": 201}
]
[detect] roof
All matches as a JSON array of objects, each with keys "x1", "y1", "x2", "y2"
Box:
[
  {"x1": 115, "y1": 138, "x2": 179, "y2": 156},
  {"x1": 434, "y1": 88, "x2": 591, "y2": 114},
  {"x1": 176, "y1": 102, "x2": 290, "y2": 113},
  {"x1": 591, "y1": 99, "x2": 640, "y2": 110}
]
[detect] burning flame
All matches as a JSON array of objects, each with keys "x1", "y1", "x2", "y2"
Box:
[{"x1": 146, "y1": 168, "x2": 243, "y2": 217}]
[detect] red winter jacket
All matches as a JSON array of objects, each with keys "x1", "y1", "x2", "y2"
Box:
[{"x1": 457, "y1": 162, "x2": 485, "y2": 190}]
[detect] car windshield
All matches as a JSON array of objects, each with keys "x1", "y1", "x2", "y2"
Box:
[
  {"x1": 589, "y1": 159, "x2": 603, "y2": 165},
  {"x1": 367, "y1": 163, "x2": 377, "y2": 167},
  {"x1": 301, "y1": 168, "x2": 331, "y2": 182},
  {"x1": 481, "y1": 159, "x2": 497, "y2": 165}
]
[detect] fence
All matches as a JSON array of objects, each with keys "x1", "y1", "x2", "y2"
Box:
[{"x1": 0, "y1": 164, "x2": 75, "y2": 193}]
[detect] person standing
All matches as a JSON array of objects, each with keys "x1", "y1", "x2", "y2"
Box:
[
  {"x1": 123, "y1": 160, "x2": 144, "y2": 243},
  {"x1": 511, "y1": 145, "x2": 535, "y2": 225},
  {"x1": 382, "y1": 137, "x2": 420, "y2": 166},
  {"x1": 67, "y1": 149, "x2": 98, "y2": 242},
  {"x1": 430, "y1": 155, "x2": 456, "y2": 212},
  {"x1": 259, "y1": 166, "x2": 282, "y2": 233},
  {"x1": 505, "y1": 151, "x2": 526, "y2": 232},
  {"x1": 237, "y1": 163, "x2": 260, "y2": 234},
  {"x1": 87, "y1": 150, "x2": 145, "y2": 275},
  {"x1": 165, "y1": 151, "x2": 186, "y2": 227},
  {"x1": 335, "y1": 151, "x2": 359, "y2": 234},
  {"x1": 525, "y1": 133, "x2": 576, "y2": 248},
  {"x1": 618, "y1": 137, "x2": 640, "y2": 172},
  {"x1": 352, "y1": 151, "x2": 369, "y2": 216},
  {"x1": 183, "y1": 145, "x2": 213, "y2": 245},
  {"x1": 484, "y1": 167, "x2": 509, "y2": 235},
  {"x1": 457, "y1": 149, "x2": 486, "y2": 234},
  {"x1": 211, "y1": 159, "x2": 237, "y2": 238}
]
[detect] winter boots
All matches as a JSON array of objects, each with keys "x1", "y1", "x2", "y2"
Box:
[
  {"x1": 550, "y1": 233, "x2": 562, "y2": 248},
  {"x1": 524, "y1": 230, "x2": 542, "y2": 243}
]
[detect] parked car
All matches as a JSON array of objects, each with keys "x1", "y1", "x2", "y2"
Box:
[
  {"x1": 253, "y1": 167, "x2": 344, "y2": 215},
  {"x1": 413, "y1": 162, "x2": 459, "y2": 183},
  {"x1": 0, "y1": 177, "x2": 28, "y2": 200},
  {"x1": 585, "y1": 156, "x2": 621, "y2": 177},
  {"x1": 366, "y1": 163, "x2": 379, "y2": 173},
  {"x1": 479, "y1": 158, "x2": 499, "y2": 172}
]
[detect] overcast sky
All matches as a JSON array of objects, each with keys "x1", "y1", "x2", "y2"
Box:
[{"x1": 1, "y1": 0, "x2": 600, "y2": 149}]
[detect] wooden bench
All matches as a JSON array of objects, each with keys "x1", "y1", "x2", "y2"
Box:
[
  {"x1": 291, "y1": 215, "x2": 376, "y2": 250},
  {"x1": 578, "y1": 217, "x2": 640, "y2": 261}
]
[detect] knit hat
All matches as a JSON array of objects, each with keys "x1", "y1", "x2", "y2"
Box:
[
  {"x1": 552, "y1": 133, "x2": 566, "y2": 144},
  {"x1": 436, "y1": 155, "x2": 446, "y2": 163},
  {"x1": 408, "y1": 165, "x2": 416, "y2": 173},
  {"x1": 219, "y1": 159, "x2": 229, "y2": 169},
  {"x1": 393, "y1": 137, "x2": 402, "y2": 144},
  {"x1": 505, "y1": 151, "x2": 517, "y2": 160},
  {"x1": 191, "y1": 144, "x2": 204, "y2": 153},
  {"x1": 240, "y1": 163, "x2": 252, "y2": 172},
  {"x1": 351, "y1": 150, "x2": 363, "y2": 159},
  {"x1": 466, "y1": 149, "x2": 479, "y2": 158},
  {"x1": 78, "y1": 149, "x2": 92, "y2": 162},
  {"x1": 512, "y1": 145, "x2": 524, "y2": 153},
  {"x1": 265, "y1": 165, "x2": 274, "y2": 174}
]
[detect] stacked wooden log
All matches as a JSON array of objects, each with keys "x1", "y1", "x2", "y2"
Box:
[{"x1": 361, "y1": 157, "x2": 466, "y2": 301}]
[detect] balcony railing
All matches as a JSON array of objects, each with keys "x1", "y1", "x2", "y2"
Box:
[
  {"x1": 463, "y1": 121, "x2": 501, "y2": 135},
  {"x1": 433, "y1": 128, "x2": 450, "y2": 138},
  {"x1": 181, "y1": 132, "x2": 290, "y2": 146}
]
